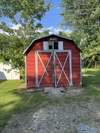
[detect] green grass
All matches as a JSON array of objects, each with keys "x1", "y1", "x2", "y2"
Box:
[
  {"x1": 0, "y1": 68, "x2": 100, "y2": 132},
  {"x1": 0, "y1": 80, "x2": 49, "y2": 132},
  {"x1": 82, "y1": 68, "x2": 100, "y2": 97}
]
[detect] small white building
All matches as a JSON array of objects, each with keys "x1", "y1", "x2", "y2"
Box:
[{"x1": 0, "y1": 62, "x2": 20, "y2": 80}]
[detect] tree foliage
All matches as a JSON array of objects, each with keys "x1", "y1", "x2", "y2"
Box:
[
  {"x1": 61, "y1": 0, "x2": 100, "y2": 67},
  {"x1": 59, "y1": 31, "x2": 81, "y2": 45},
  {"x1": 0, "y1": 0, "x2": 50, "y2": 75},
  {"x1": 0, "y1": 0, "x2": 50, "y2": 24}
]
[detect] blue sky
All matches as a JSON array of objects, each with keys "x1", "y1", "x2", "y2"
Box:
[
  {"x1": 41, "y1": 0, "x2": 71, "y2": 33},
  {"x1": 41, "y1": 0, "x2": 62, "y2": 28}
]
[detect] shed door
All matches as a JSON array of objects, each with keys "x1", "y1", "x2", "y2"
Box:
[
  {"x1": 35, "y1": 51, "x2": 53, "y2": 87},
  {"x1": 55, "y1": 51, "x2": 72, "y2": 87},
  {"x1": 35, "y1": 51, "x2": 72, "y2": 87}
]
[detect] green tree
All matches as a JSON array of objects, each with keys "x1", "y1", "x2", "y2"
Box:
[
  {"x1": 59, "y1": 31, "x2": 81, "y2": 45},
  {"x1": 61, "y1": 0, "x2": 100, "y2": 67},
  {"x1": 0, "y1": 0, "x2": 50, "y2": 77}
]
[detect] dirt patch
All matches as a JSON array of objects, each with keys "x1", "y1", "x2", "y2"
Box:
[
  {"x1": 2, "y1": 100, "x2": 100, "y2": 133},
  {"x1": 44, "y1": 87, "x2": 83, "y2": 97}
]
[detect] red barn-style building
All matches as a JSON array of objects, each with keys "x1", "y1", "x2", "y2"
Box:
[{"x1": 24, "y1": 34, "x2": 81, "y2": 89}]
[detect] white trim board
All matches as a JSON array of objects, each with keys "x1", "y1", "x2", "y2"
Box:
[{"x1": 35, "y1": 50, "x2": 72, "y2": 87}]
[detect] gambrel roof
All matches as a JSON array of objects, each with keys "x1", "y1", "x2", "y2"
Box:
[{"x1": 23, "y1": 34, "x2": 81, "y2": 54}]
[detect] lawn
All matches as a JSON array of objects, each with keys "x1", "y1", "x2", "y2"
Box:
[
  {"x1": 82, "y1": 68, "x2": 100, "y2": 97},
  {"x1": 0, "y1": 80, "x2": 49, "y2": 132},
  {"x1": 0, "y1": 68, "x2": 100, "y2": 132}
]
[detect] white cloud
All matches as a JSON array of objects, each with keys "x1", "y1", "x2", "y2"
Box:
[
  {"x1": 37, "y1": 26, "x2": 72, "y2": 34},
  {"x1": 10, "y1": 24, "x2": 22, "y2": 30},
  {"x1": 36, "y1": 28, "x2": 46, "y2": 33},
  {"x1": 0, "y1": 29, "x2": 9, "y2": 35}
]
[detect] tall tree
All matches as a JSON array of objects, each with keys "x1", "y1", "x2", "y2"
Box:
[
  {"x1": 61, "y1": 0, "x2": 100, "y2": 67},
  {"x1": 0, "y1": 0, "x2": 50, "y2": 76}
]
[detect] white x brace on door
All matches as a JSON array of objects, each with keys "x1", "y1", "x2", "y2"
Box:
[
  {"x1": 54, "y1": 51, "x2": 72, "y2": 87},
  {"x1": 35, "y1": 51, "x2": 53, "y2": 87},
  {"x1": 35, "y1": 50, "x2": 72, "y2": 87}
]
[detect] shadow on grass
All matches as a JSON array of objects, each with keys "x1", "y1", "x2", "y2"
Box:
[
  {"x1": 82, "y1": 68, "x2": 100, "y2": 87},
  {"x1": 0, "y1": 85, "x2": 50, "y2": 132},
  {"x1": 0, "y1": 80, "x2": 7, "y2": 84},
  {"x1": 82, "y1": 68, "x2": 100, "y2": 98}
]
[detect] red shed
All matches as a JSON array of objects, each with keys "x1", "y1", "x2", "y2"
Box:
[{"x1": 24, "y1": 34, "x2": 81, "y2": 89}]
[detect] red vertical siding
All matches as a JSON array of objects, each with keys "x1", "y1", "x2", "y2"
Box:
[
  {"x1": 64, "y1": 41, "x2": 80, "y2": 87},
  {"x1": 26, "y1": 50, "x2": 35, "y2": 89},
  {"x1": 38, "y1": 52, "x2": 53, "y2": 87},
  {"x1": 26, "y1": 41, "x2": 43, "y2": 89}
]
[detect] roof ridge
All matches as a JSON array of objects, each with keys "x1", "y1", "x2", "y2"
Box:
[{"x1": 23, "y1": 34, "x2": 80, "y2": 54}]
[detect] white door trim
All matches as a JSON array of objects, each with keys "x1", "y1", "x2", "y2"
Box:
[
  {"x1": 69, "y1": 50, "x2": 73, "y2": 86},
  {"x1": 35, "y1": 50, "x2": 72, "y2": 87},
  {"x1": 38, "y1": 53, "x2": 48, "y2": 75},
  {"x1": 35, "y1": 51, "x2": 38, "y2": 87},
  {"x1": 55, "y1": 51, "x2": 72, "y2": 87},
  {"x1": 35, "y1": 51, "x2": 53, "y2": 87}
]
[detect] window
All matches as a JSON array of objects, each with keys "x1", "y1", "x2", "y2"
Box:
[
  {"x1": 43, "y1": 41, "x2": 63, "y2": 51},
  {"x1": 48, "y1": 41, "x2": 53, "y2": 50},
  {"x1": 43, "y1": 41, "x2": 48, "y2": 51},
  {"x1": 54, "y1": 42, "x2": 58, "y2": 49},
  {"x1": 58, "y1": 41, "x2": 63, "y2": 50},
  {"x1": 49, "y1": 44, "x2": 52, "y2": 50}
]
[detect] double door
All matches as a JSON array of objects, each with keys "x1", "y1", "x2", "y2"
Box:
[{"x1": 35, "y1": 50, "x2": 72, "y2": 87}]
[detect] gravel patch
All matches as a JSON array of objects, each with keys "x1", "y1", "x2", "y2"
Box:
[
  {"x1": 44, "y1": 87, "x2": 83, "y2": 97},
  {"x1": 2, "y1": 101, "x2": 100, "y2": 133}
]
